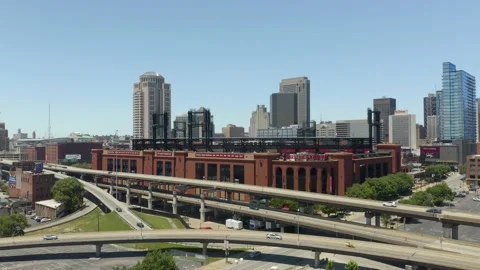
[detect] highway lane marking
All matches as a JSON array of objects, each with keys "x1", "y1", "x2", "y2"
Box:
[{"x1": 250, "y1": 249, "x2": 311, "y2": 270}]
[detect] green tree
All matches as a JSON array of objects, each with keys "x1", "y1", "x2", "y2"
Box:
[
  {"x1": 51, "y1": 177, "x2": 84, "y2": 213},
  {"x1": 131, "y1": 249, "x2": 178, "y2": 270},
  {"x1": 426, "y1": 182, "x2": 455, "y2": 206},
  {"x1": 317, "y1": 205, "x2": 341, "y2": 217},
  {"x1": 0, "y1": 181, "x2": 8, "y2": 192},
  {"x1": 325, "y1": 260, "x2": 335, "y2": 270},
  {"x1": 425, "y1": 165, "x2": 451, "y2": 181},
  {"x1": 269, "y1": 198, "x2": 298, "y2": 210},
  {"x1": 380, "y1": 213, "x2": 391, "y2": 228},
  {"x1": 344, "y1": 260, "x2": 360, "y2": 270},
  {"x1": 346, "y1": 173, "x2": 414, "y2": 201},
  {"x1": 459, "y1": 164, "x2": 467, "y2": 175},
  {"x1": 0, "y1": 214, "x2": 28, "y2": 237}
]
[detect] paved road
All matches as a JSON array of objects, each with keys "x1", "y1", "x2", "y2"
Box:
[
  {"x1": 42, "y1": 164, "x2": 480, "y2": 226},
  {"x1": 0, "y1": 245, "x2": 203, "y2": 270},
  {"x1": 222, "y1": 247, "x2": 403, "y2": 270},
  {"x1": 0, "y1": 245, "x2": 143, "y2": 270},
  {"x1": 0, "y1": 230, "x2": 478, "y2": 270},
  {"x1": 45, "y1": 170, "x2": 152, "y2": 231},
  {"x1": 26, "y1": 200, "x2": 97, "y2": 233},
  {"x1": 401, "y1": 176, "x2": 480, "y2": 242}
]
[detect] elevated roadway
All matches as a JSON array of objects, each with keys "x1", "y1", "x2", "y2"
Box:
[
  {"x1": 46, "y1": 170, "x2": 152, "y2": 231},
  {"x1": 39, "y1": 164, "x2": 480, "y2": 227},
  {"x1": 0, "y1": 230, "x2": 477, "y2": 270},
  {"x1": 97, "y1": 183, "x2": 480, "y2": 257}
]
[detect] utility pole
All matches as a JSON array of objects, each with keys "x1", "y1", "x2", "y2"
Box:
[{"x1": 115, "y1": 130, "x2": 119, "y2": 200}]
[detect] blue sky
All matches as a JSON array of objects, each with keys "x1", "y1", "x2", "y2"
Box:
[{"x1": 0, "y1": 0, "x2": 478, "y2": 137}]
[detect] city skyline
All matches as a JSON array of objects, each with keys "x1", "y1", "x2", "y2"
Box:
[{"x1": 1, "y1": 1, "x2": 479, "y2": 136}]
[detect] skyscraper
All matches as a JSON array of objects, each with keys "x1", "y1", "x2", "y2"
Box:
[
  {"x1": 270, "y1": 92, "x2": 297, "y2": 128},
  {"x1": 133, "y1": 72, "x2": 171, "y2": 139},
  {"x1": 373, "y1": 97, "x2": 396, "y2": 142},
  {"x1": 249, "y1": 105, "x2": 270, "y2": 137},
  {"x1": 477, "y1": 99, "x2": 480, "y2": 142},
  {"x1": 439, "y1": 62, "x2": 476, "y2": 141},
  {"x1": 279, "y1": 77, "x2": 310, "y2": 127},
  {"x1": 423, "y1": 93, "x2": 437, "y2": 130},
  {"x1": 389, "y1": 110, "x2": 417, "y2": 150}
]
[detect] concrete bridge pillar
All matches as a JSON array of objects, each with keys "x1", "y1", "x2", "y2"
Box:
[
  {"x1": 163, "y1": 199, "x2": 168, "y2": 209},
  {"x1": 202, "y1": 242, "x2": 208, "y2": 265},
  {"x1": 109, "y1": 181, "x2": 113, "y2": 195},
  {"x1": 126, "y1": 183, "x2": 131, "y2": 205},
  {"x1": 147, "y1": 184, "x2": 153, "y2": 210},
  {"x1": 80, "y1": 174, "x2": 85, "y2": 180},
  {"x1": 375, "y1": 213, "x2": 381, "y2": 227},
  {"x1": 172, "y1": 191, "x2": 178, "y2": 215},
  {"x1": 200, "y1": 194, "x2": 206, "y2": 222},
  {"x1": 280, "y1": 225, "x2": 285, "y2": 233},
  {"x1": 136, "y1": 193, "x2": 142, "y2": 205},
  {"x1": 213, "y1": 208, "x2": 218, "y2": 219},
  {"x1": 94, "y1": 176, "x2": 99, "y2": 186},
  {"x1": 95, "y1": 244, "x2": 103, "y2": 257},
  {"x1": 442, "y1": 222, "x2": 459, "y2": 240},
  {"x1": 313, "y1": 251, "x2": 321, "y2": 268},
  {"x1": 364, "y1": 212, "x2": 374, "y2": 226}
]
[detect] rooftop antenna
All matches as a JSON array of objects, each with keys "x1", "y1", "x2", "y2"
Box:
[{"x1": 48, "y1": 104, "x2": 51, "y2": 140}]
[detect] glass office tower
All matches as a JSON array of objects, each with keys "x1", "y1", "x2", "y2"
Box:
[{"x1": 439, "y1": 62, "x2": 476, "y2": 141}]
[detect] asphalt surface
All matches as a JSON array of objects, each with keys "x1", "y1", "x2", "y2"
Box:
[
  {"x1": 401, "y1": 176, "x2": 480, "y2": 242},
  {"x1": 45, "y1": 170, "x2": 152, "y2": 231},
  {"x1": 223, "y1": 247, "x2": 403, "y2": 270},
  {"x1": 0, "y1": 245, "x2": 202, "y2": 270},
  {"x1": 0, "y1": 230, "x2": 478, "y2": 270},
  {"x1": 107, "y1": 184, "x2": 480, "y2": 255},
  {"x1": 42, "y1": 164, "x2": 480, "y2": 226}
]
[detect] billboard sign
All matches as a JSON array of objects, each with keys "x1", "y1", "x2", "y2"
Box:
[
  {"x1": 420, "y1": 146, "x2": 440, "y2": 159},
  {"x1": 65, "y1": 154, "x2": 81, "y2": 160},
  {"x1": 8, "y1": 176, "x2": 16, "y2": 188}
]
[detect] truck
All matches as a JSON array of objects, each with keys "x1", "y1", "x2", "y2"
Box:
[
  {"x1": 231, "y1": 220, "x2": 243, "y2": 230},
  {"x1": 226, "y1": 219, "x2": 243, "y2": 230},
  {"x1": 249, "y1": 219, "x2": 265, "y2": 230}
]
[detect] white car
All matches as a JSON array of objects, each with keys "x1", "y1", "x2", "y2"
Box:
[
  {"x1": 473, "y1": 197, "x2": 480, "y2": 202},
  {"x1": 383, "y1": 201, "x2": 397, "y2": 207},
  {"x1": 266, "y1": 233, "x2": 282, "y2": 240},
  {"x1": 43, "y1": 234, "x2": 58, "y2": 240}
]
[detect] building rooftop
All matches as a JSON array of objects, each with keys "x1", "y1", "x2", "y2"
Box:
[{"x1": 35, "y1": 199, "x2": 62, "y2": 209}]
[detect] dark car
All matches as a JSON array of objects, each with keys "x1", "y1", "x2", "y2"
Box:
[
  {"x1": 427, "y1": 208, "x2": 442, "y2": 214},
  {"x1": 137, "y1": 222, "x2": 144, "y2": 228},
  {"x1": 116, "y1": 207, "x2": 122, "y2": 212}
]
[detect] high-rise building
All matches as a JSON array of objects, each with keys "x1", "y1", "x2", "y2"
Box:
[
  {"x1": 270, "y1": 92, "x2": 297, "y2": 128},
  {"x1": 423, "y1": 93, "x2": 437, "y2": 131},
  {"x1": 222, "y1": 124, "x2": 244, "y2": 138},
  {"x1": 373, "y1": 97, "x2": 396, "y2": 142},
  {"x1": 0, "y1": 122, "x2": 9, "y2": 151},
  {"x1": 335, "y1": 120, "x2": 370, "y2": 138},
  {"x1": 317, "y1": 121, "x2": 336, "y2": 138},
  {"x1": 174, "y1": 107, "x2": 214, "y2": 139},
  {"x1": 477, "y1": 99, "x2": 480, "y2": 142},
  {"x1": 439, "y1": 62, "x2": 476, "y2": 141},
  {"x1": 279, "y1": 77, "x2": 310, "y2": 127},
  {"x1": 427, "y1": 115, "x2": 440, "y2": 143},
  {"x1": 133, "y1": 72, "x2": 171, "y2": 139},
  {"x1": 249, "y1": 105, "x2": 270, "y2": 137},
  {"x1": 389, "y1": 110, "x2": 417, "y2": 150}
]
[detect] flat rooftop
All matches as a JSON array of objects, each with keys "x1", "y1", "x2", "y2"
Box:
[{"x1": 35, "y1": 199, "x2": 62, "y2": 209}]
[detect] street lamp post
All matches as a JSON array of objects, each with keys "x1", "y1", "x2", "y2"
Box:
[
  {"x1": 115, "y1": 152, "x2": 118, "y2": 200},
  {"x1": 297, "y1": 208, "x2": 300, "y2": 244}
]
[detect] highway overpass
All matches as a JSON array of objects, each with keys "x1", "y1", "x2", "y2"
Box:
[
  {"x1": 0, "y1": 230, "x2": 476, "y2": 270},
  {"x1": 95, "y1": 182, "x2": 480, "y2": 257},
  {"x1": 38, "y1": 164, "x2": 480, "y2": 228},
  {"x1": 50, "y1": 171, "x2": 153, "y2": 231}
]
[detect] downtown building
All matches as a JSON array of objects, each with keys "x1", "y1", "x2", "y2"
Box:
[
  {"x1": 279, "y1": 77, "x2": 311, "y2": 128},
  {"x1": 132, "y1": 72, "x2": 171, "y2": 139},
  {"x1": 249, "y1": 105, "x2": 270, "y2": 137},
  {"x1": 389, "y1": 110, "x2": 417, "y2": 150},
  {"x1": 438, "y1": 62, "x2": 476, "y2": 141},
  {"x1": 373, "y1": 97, "x2": 396, "y2": 142},
  {"x1": 423, "y1": 93, "x2": 437, "y2": 133}
]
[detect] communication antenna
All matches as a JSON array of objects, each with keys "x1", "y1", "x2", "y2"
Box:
[{"x1": 48, "y1": 104, "x2": 51, "y2": 140}]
